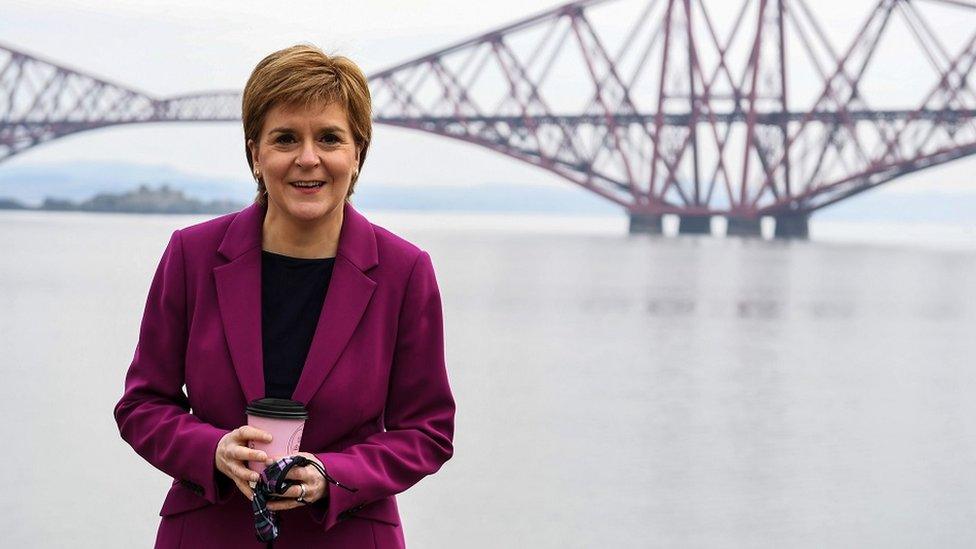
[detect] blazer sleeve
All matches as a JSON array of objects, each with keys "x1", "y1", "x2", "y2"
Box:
[
  {"x1": 308, "y1": 250, "x2": 456, "y2": 532},
  {"x1": 113, "y1": 229, "x2": 233, "y2": 505}
]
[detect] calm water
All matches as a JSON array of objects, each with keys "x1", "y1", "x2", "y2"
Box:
[{"x1": 1, "y1": 209, "x2": 975, "y2": 548}]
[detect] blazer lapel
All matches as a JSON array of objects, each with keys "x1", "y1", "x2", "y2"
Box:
[
  {"x1": 214, "y1": 250, "x2": 264, "y2": 402},
  {"x1": 291, "y1": 255, "x2": 376, "y2": 404},
  {"x1": 213, "y1": 201, "x2": 379, "y2": 405},
  {"x1": 214, "y1": 202, "x2": 265, "y2": 402},
  {"x1": 292, "y1": 202, "x2": 378, "y2": 404}
]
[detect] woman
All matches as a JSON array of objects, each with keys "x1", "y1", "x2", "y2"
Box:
[{"x1": 114, "y1": 44, "x2": 456, "y2": 548}]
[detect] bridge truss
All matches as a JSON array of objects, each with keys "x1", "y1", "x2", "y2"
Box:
[{"x1": 3, "y1": 0, "x2": 976, "y2": 236}]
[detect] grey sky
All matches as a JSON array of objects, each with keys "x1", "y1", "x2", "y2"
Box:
[{"x1": 2, "y1": 0, "x2": 975, "y2": 196}]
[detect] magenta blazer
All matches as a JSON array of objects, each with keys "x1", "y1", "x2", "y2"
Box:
[{"x1": 114, "y1": 200, "x2": 455, "y2": 548}]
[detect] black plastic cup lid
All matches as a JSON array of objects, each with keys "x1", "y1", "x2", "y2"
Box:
[{"x1": 245, "y1": 398, "x2": 308, "y2": 420}]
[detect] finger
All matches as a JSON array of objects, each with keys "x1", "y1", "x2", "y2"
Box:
[
  {"x1": 230, "y1": 446, "x2": 269, "y2": 463},
  {"x1": 266, "y1": 499, "x2": 302, "y2": 512},
  {"x1": 237, "y1": 426, "x2": 273, "y2": 443},
  {"x1": 228, "y1": 462, "x2": 260, "y2": 485},
  {"x1": 292, "y1": 463, "x2": 322, "y2": 482},
  {"x1": 275, "y1": 483, "x2": 305, "y2": 499},
  {"x1": 232, "y1": 478, "x2": 255, "y2": 501},
  {"x1": 283, "y1": 466, "x2": 307, "y2": 482},
  {"x1": 284, "y1": 467, "x2": 324, "y2": 495},
  {"x1": 281, "y1": 480, "x2": 325, "y2": 502}
]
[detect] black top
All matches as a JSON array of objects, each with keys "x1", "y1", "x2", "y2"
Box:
[{"x1": 261, "y1": 249, "x2": 335, "y2": 400}]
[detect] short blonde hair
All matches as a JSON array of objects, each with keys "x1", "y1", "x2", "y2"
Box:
[{"x1": 242, "y1": 44, "x2": 372, "y2": 205}]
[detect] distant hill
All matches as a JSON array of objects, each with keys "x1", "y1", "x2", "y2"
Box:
[
  {"x1": 0, "y1": 184, "x2": 246, "y2": 214},
  {"x1": 0, "y1": 161, "x2": 251, "y2": 205},
  {"x1": 0, "y1": 161, "x2": 973, "y2": 222}
]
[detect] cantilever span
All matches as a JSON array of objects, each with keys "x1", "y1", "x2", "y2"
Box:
[
  {"x1": 0, "y1": 40, "x2": 239, "y2": 161},
  {"x1": 3, "y1": 0, "x2": 976, "y2": 238}
]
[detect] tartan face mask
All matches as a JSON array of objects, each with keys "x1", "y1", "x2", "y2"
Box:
[{"x1": 251, "y1": 455, "x2": 358, "y2": 543}]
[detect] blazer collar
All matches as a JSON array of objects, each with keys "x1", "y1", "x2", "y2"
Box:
[
  {"x1": 217, "y1": 200, "x2": 378, "y2": 271},
  {"x1": 213, "y1": 200, "x2": 379, "y2": 404}
]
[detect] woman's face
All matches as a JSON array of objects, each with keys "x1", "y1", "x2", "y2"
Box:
[{"x1": 248, "y1": 100, "x2": 360, "y2": 224}]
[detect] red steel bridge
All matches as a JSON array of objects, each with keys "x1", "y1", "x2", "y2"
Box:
[{"x1": 3, "y1": 0, "x2": 976, "y2": 237}]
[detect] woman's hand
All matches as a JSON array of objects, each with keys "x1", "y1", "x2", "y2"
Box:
[
  {"x1": 265, "y1": 452, "x2": 328, "y2": 512},
  {"x1": 215, "y1": 426, "x2": 274, "y2": 501}
]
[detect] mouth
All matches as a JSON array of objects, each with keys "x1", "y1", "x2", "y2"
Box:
[{"x1": 289, "y1": 180, "x2": 327, "y2": 189}]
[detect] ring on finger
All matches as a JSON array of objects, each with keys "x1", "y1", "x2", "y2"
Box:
[{"x1": 296, "y1": 483, "x2": 308, "y2": 504}]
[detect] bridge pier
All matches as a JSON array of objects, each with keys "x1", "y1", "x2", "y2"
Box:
[
  {"x1": 726, "y1": 217, "x2": 762, "y2": 237},
  {"x1": 678, "y1": 215, "x2": 711, "y2": 235},
  {"x1": 628, "y1": 213, "x2": 663, "y2": 235},
  {"x1": 773, "y1": 214, "x2": 809, "y2": 239}
]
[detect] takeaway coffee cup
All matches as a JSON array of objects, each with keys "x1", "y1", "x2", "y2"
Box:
[{"x1": 245, "y1": 398, "x2": 309, "y2": 474}]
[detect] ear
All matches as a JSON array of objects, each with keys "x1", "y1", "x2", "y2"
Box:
[{"x1": 247, "y1": 138, "x2": 259, "y2": 167}]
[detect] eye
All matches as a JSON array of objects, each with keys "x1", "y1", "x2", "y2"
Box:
[
  {"x1": 320, "y1": 134, "x2": 340, "y2": 144},
  {"x1": 274, "y1": 134, "x2": 295, "y2": 144}
]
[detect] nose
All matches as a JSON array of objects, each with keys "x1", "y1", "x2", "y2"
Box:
[{"x1": 295, "y1": 141, "x2": 320, "y2": 168}]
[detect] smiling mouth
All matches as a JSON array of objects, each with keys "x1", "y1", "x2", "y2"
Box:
[{"x1": 289, "y1": 181, "x2": 326, "y2": 188}]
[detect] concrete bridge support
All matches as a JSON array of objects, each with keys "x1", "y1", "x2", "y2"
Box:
[
  {"x1": 678, "y1": 215, "x2": 711, "y2": 235},
  {"x1": 726, "y1": 217, "x2": 762, "y2": 237},
  {"x1": 628, "y1": 213, "x2": 663, "y2": 235},
  {"x1": 774, "y1": 214, "x2": 809, "y2": 239}
]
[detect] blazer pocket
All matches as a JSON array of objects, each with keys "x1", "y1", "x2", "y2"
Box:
[
  {"x1": 159, "y1": 481, "x2": 212, "y2": 517},
  {"x1": 340, "y1": 496, "x2": 400, "y2": 527}
]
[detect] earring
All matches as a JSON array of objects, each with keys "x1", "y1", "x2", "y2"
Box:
[{"x1": 253, "y1": 168, "x2": 261, "y2": 180}]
